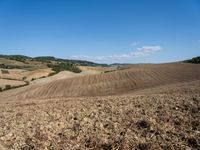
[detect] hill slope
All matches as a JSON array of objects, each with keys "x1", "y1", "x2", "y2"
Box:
[
  {"x1": 1, "y1": 62, "x2": 200, "y2": 101},
  {"x1": 0, "y1": 62, "x2": 200, "y2": 149},
  {"x1": 0, "y1": 80, "x2": 199, "y2": 149}
]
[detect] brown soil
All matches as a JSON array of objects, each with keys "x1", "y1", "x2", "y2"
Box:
[
  {"x1": 0, "y1": 62, "x2": 200, "y2": 150},
  {"x1": 0, "y1": 79, "x2": 26, "y2": 89},
  {"x1": 1, "y1": 62, "x2": 199, "y2": 101}
]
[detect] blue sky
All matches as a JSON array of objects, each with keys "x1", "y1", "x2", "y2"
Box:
[{"x1": 0, "y1": 0, "x2": 200, "y2": 63}]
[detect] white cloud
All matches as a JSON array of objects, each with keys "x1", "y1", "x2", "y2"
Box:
[
  {"x1": 130, "y1": 42, "x2": 140, "y2": 46},
  {"x1": 137, "y1": 46, "x2": 162, "y2": 54},
  {"x1": 70, "y1": 45, "x2": 162, "y2": 62},
  {"x1": 109, "y1": 54, "x2": 131, "y2": 59},
  {"x1": 71, "y1": 55, "x2": 91, "y2": 60}
]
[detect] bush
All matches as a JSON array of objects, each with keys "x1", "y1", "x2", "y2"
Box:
[
  {"x1": 47, "y1": 63, "x2": 82, "y2": 73},
  {"x1": 1, "y1": 69, "x2": 9, "y2": 74},
  {"x1": 48, "y1": 72, "x2": 56, "y2": 77},
  {"x1": 22, "y1": 77, "x2": 27, "y2": 80},
  {"x1": 104, "y1": 70, "x2": 116, "y2": 73},
  {"x1": 5, "y1": 85, "x2": 11, "y2": 90},
  {"x1": 9, "y1": 55, "x2": 28, "y2": 63},
  {"x1": 185, "y1": 56, "x2": 200, "y2": 64}
]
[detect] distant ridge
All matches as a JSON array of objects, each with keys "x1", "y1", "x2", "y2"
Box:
[{"x1": 0, "y1": 54, "x2": 108, "y2": 66}]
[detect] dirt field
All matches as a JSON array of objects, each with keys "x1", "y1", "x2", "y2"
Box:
[
  {"x1": 0, "y1": 81, "x2": 199, "y2": 149},
  {"x1": 31, "y1": 66, "x2": 112, "y2": 85},
  {"x1": 23, "y1": 69, "x2": 54, "y2": 81},
  {"x1": 0, "y1": 62, "x2": 199, "y2": 149},
  {"x1": 0, "y1": 69, "x2": 53, "y2": 81},
  {"x1": 0, "y1": 57, "x2": 114, "y2": 91},
  {"x1": 0, "y1": 79, "x2": 26, "y2": 90},
  {"x1": 0, "y1": 69, "x2": 26, "y2": 80},
  {"x1": 1, "y1": 62, "x2": 199, "y2": 101}
]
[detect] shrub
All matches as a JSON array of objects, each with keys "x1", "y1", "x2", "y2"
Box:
[
  {"x1": 48, "y1": 72, "x2": 56, "y2": 77},
  {"x1": 185, "y1": 56, "x2": 200, "y2": 64},
  {"x1": 31, "y1": 78, "x2": 36, "y2": 81},
  {"x1": 104, "y1": 70, "x2": 116, "y2": 73},
  {"x1": 1, "y1": 69, "x2": 9, "y2": 74},
  {"x1": 5, "y1": 85, "x2": 11, "y2": 90},
  {"x1": 47, "y1": 63, "x2": 82, "y2": 73},
  {"x1": 22, "y1": 77, "x2": 27, "y2": 80}
]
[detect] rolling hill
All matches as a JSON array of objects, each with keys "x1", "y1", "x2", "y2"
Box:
[
  {"x1": 0, "y1": 62, "x2": 200, "y2": 101},
  {"x1": 0, "y1": 57, "x2": 200, "y2": 150}
]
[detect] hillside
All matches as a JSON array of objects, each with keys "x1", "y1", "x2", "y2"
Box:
[
  {"x1": 0, "y1": 80, "x2": 199, "y2": 149},
  {"x1": 0, "y1": 58, "x2": 200, "y2": 150},
  {"x1": 0, "y1": 54, "x2": 108, "y2": 67},
  {"x1": 0, "y1": 62, "x2": 200, "y2": 101},
  {"x1": 0, "y1": 54, "x2": 111, "y2": 91}
]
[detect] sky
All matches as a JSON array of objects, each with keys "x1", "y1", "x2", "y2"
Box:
[{"x1": 0, "y1": 0, "x2": 200, "y2": 64}]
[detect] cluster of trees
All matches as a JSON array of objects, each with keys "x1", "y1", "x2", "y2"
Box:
[
  {"x1": 0, "y1": 55, "x2": 108, "y2": 66},
  {"x1": 47, "y1": 62, "x2": 82, "y2": 73},
  {"x1": 0, "y1": 64, "x2": 15, "y2": 69},
  {"x1": 185, "y1": 56, "x2": 200, "y2": 64},
  {"x1": 0, "y1": 64, "x2": 30, "y2": 69}
]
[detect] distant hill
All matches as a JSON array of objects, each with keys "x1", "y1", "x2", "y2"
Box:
[
  {"x1": 110, "y1": 63, "x2": 133, "y2": 66},
  {"x1": 0, "y1": 54, "x2": 108, "y2": 66}
]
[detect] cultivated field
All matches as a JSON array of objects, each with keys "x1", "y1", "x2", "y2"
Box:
[
  {"x1": 0, "y1": 61, "x2": 199, "y2": 149},
  {"x1": 0, "y1": 56, "x2": 113, "y2": 91},
  {"x1": 1, "y1": 62, "x2": 200, "y2": 101}
]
